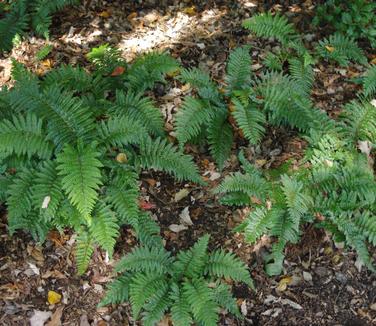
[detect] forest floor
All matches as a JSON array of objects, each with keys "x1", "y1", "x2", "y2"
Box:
[{"x1": 0, "y1": 0, "x2": 376, "y2": 325}]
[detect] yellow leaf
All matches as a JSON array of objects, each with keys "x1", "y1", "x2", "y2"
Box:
[
  {"x1": 98, "y1": 11, "x2": 111, "y2": 18},
  {"x1": 41, "y1": 59, "x2": 53, "y2": 69},
  {"x1": 370, "y1": 57, "x2": 376, "y2": 65},
  {"x1": 48, "y1": 290, "x2": 62, "y2": 305},
  {"x1": 277, "y1": 276, "x2": 292, "y2": 292},
  {"x1": 325, "y1": 45, "x2": 335, "y2": 53},
  {"x1": 183, "y1": 6, "x2": 196, "y2": 15}
]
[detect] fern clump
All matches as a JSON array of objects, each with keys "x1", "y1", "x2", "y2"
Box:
[
  {"x1": 0, "y1": 0, "x2": 79, "y2": 52},
  {"x1": 315, "y1": 33, "x2": 367, "y2": 66},
  {"x1": 216, "y1": 151, "x2": 313, "y2": 275},
  {"x1": 0, "y1": 49, "x2": 202, "y2": 273},
  {"x1": 100, "y1": 235, "x2": 253, "y2": 326}
]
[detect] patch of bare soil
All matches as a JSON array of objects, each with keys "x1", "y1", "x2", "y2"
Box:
[{"x1": 1, "y1": 1, "x2": 376, "y2": 325}]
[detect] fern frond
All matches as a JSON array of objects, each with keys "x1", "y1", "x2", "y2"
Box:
[
  {"x1": 288, "y1": 58, "x2": 314, "y2": 95},
  {"x1": 243, "y1": 12, "x2": 297, "y2": 44},
  {"x1": 142, "y1": 283, "x2": 171, "y2": 326},
  {"x1": 243, "y1": 207, "x2": 272, "y2": 244},
  {"x1": 170, "y1": 283, "x2": 193, "y2": 326},
  {"x1": 356, "y1": 212, "x2": 376, "y2": 246},
  {"x1": 137, "y1": 137, "x2": 202, "y2": 184},
  {"x1": 316, "y1": 34, "x2": 366, "y2": 66},
  {"x1": 115, "y1": 246, "x2": 173, "y2": 274},
  {"x1": 231, "y1": 98, "x2": 266, "y2": 145},
  {"x1": 363, "y1": 65, "x2": 376, "y2": 97},
  {"x1": 225, "y1": 46, "x2": 252, "y2": 95},
  {"x1": 112, "y1": 91, "x2": 165, "y2": 136},
  {"x1": 57, "y1": 142, "x2": 103, "y2": 217},
  {"x1": 173, "y1": 234, "x2": 209, "y2": 279},
  {"x1": 183, "y1": 278, "x2": 219, "y2": 326},
  {"x1": 129, "y1": 273, "x2": 168, "y2": 318},
  {"x1": 0, "y1": 113, "x2": 53, "y2": 159},
  {"x1": 99, "y1": 274, "x2": 132, "y2": 306},
  {"x1": 75, "y1": 231, "x2": 94, "y2": 274},
  {"x1": 207, "y1": 112, "x2": 233, "y2": 169},
  {"x1": 175, "y1": 97, "x2": 212, "y2": 145},
  {"x1": 340, "y1": 99, "x2": 376, "y2": 143},
  {"x1": 31, "y1": 160, "x2": 64, "y2": 221},
  {"x1": 213, "y1": 283, "x2": 242, "y2": 318},
  {"x1": 90, "y1": 204, "x2": 119, "y2": 257},
  {"x1": 206, "y1": 250, "x2": 252, "y2": 285}
]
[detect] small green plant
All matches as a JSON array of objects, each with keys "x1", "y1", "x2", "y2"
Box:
[
  {"x1": 313, "y1": 0, "x2": 376, "y2": 48},
  {"x1": 0, "y1": 49, "x2": 202, "y2": 273},
  {"x1": 216, "y1": 94, "x2": 376, "y2": 274},
  {"x1": 0, "y1": 0, "x2": 79, "y2": 52},
  {"x1": 100, "y1": 234, "x2": 253, "y2": 326},
  {"x1": 243, "y1": 12, "x2": 367, "y2": 67},
  {"x1": 175, "y1": 45, "x2": 319, "y2": 169},
  {"x1": 35, "y1": 44, "x2": 53, "y2": 61}
]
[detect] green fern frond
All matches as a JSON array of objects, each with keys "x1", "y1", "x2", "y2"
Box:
[
  {"x1": 363, "y1": 65, "x2": 376, "y2": 97},
  {"x1": 31, "y1": 160, "x2": 64, "y2": 221},
  {"x1": 129, "y1": 273, "x2": 168, "y2": 318},
  {"x1": 242, "y1": 207, "x2": 272, "y2": 244},
  {"x1": 206, "y1": 250, "x2": 252, "y2": 285},
  {"x1": 183, "y1": 278, "x2": 219, "y2": 326},
  {"x1": 175, "y1": 97, "x2": 212, "y2": 145},
  {"x1": 0, "y1": 113, "x2": 53, "y2": 159},
  {"x1": 142, "y1": 284, "x2": 171, "y2": 326},
  {"x1": 356, "y1": 212, "x2": 376, "y2": 246},
  {"x1": 340, "y1": 99, "x2": 376, "y2": 143},
  {"x1": 316, "y1": 33, "x2": 366, "y2": 66},
  {"x1": 207, "y1": 112, "x2": 233, "y2": 170},
  {"x1": 75, "y1": 231, "x2": 94, "y2": 275},
  {"x1": 225, "y1": 46, "x2": 252, "y2": 95},
  {"x1": 174, "y1": 234, "x2": 209, "y2": 279},
  {"x1": 231, "y1": 98, "x2": 266, "y2": 145},
  {"x1": 112, "y1": 91, "x2": 165, "y2": 137},
  {"x1": 99, "y1": 273, "x2": 132, "y2": 306},
  {"x1": 137, "y1": 137, "x2": 203, "y2": 184},
  {"x1": 213, "y1": 283, "x2": 242, "y2": 318},
  {"x1": 90, "y1": 204, "x2": 119, "y2": 257},
  {"x1": 57, "y1": 142, "x2": 103, "y2": 217},
  {"x1": 288, "y1": 58, "x2": 314, "y2": 95},
  {"x1": 115, "y1": 246, "x2": 173, "y2": 274},
  {"x1": 170, "y1": 283, "x2": 193, "y2": 326},
  {"x1": 243, "y1": 12, "x2": 297, "y2": 45}
]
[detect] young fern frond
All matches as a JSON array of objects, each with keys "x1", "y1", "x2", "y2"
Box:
[
  {"x1": 170, "y1": 283, "x2": 193, "y2": 326},
  {"x1": 98, "y1": 274, "x2": 132, "y2": 306}
]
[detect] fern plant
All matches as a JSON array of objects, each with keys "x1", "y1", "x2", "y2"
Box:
[
  {"x1": 0, "y1": 0, "x2": 79, "y2": 52},
  {"x1": 215, "y1": 151, "x2": 313, "y2": 275},
  {"x1": 0, "y1": 50, "x2": 202, "y2": 274},
  {"x1": 243, "y1": 12, "x2": 367, "y2": 68},
  {"x1": 175, "y1": 46, "x2": 321, "y2": 169},
  {"x1": 100, "y1": 234, "x2": 253, "y2": 326}
]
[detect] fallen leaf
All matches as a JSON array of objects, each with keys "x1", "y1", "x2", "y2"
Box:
[
  {"x1": 179, "y1": 207, "x2": 193, "y2": 226},
  {"x1": 139, "y1": 200, "x2": 156, "y2": 210},
  {"x1": 183, "y1": 6, "x2": 196, "y2": 15},
  {"x1": 325, "y1": 45, "x2": 335, "y2": 53},
  {"x1": 209, "y1": 172, "x2": 221, "y2": 181},
  {"x1": 277, "y1": 276, "x2": 292, "y2": 292},
  {"x1": 240, "y1": 300, "x2": 248, "y2": 316},
  {"x1": 42, "y1": 196, "x2": 51, "y2": 209},
  {"x1": 303, "y1": 271, "x2": 312, "y2": 282},
  {"x1": 169, "y1": 224, "x2": 188, "y2": 233},
  {"x1": 98, "y1": 11, "x2": 111, "y2": 18},
  {"x1": 46, "y1": 306, "x2": 64, "y2": 326},
  {"x1": 145, "y1": 178, "x2": 156, "y2": 187},
  {"x1": 30, "y1": 310, "x2": 52, "y2": 326},
  {"x1": 26, "y1": 262, "x2": 40, "y2": 276},
  {"x1": 80, "y1": 315, "x2": 90, "y2": 326},
  {"x1": 127, "y1": 12, "x2": 137, "y2": 21},
  {"x1": 157, "y1": 316, "x2": 171, "y2": 326},
  {"x1": 370, "y1": 57, "x2": 376, "y2": 65},
  {"x1": 111, "y1": 66, "x2": 126, "y2": 77},
  {"x1": 281, "y1": 298, "x2": 303, "y2": 310},
  {"x1": 48, "y1": 290, "x2": 62, "y2": 305},
  {"x1": 174, "y1": 189, "x2": 190, "y2": 202}
]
